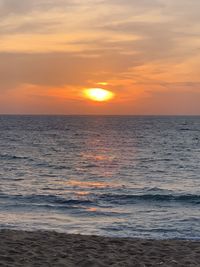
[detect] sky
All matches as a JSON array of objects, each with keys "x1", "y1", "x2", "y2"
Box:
[{"x1": 0, "y1": 0, "x2": 200, "y2": 115}]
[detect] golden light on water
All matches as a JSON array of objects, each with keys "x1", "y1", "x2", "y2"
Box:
[{"x1": 84, "y1": 88, "x2": 115, "y2": 102}]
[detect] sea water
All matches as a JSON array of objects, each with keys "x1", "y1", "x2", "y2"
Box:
[{"x1": 0, "y1": 115, "x2": 199, "y2": 239}]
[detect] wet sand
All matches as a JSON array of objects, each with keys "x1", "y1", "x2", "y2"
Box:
[{"x1": 0, "y1": 230, "x2": 199, "y2": 266}]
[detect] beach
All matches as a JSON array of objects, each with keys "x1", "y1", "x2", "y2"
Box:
[
  {"x1": 0, "y1": 116, "x2": 200, "y2": 266},
  {"x1": 0, "y1": 230, "x2": 199, "y2": 267}
]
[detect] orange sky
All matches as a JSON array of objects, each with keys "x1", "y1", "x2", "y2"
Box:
[{"x1": 0, "y1": 0, "x2": 200, "y2": 114}]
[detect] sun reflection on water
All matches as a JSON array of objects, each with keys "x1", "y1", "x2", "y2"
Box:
[
  {"x1": 75, "y1": 191, "x2": 90, "y2": 196},
  {"x1": 68, "y1": 180, "x2": 110, "y2": 188}
]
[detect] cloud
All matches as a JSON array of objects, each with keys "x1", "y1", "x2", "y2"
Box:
[
  {"x1": 0, "y1": 0, "x2": 199, "y2": 114},
  {"x1": 0, "y1": 50, "x2": 136, "y2": 89},
  {"x1": 0, "y1": 0, "x2": 76, "y2": 16}
]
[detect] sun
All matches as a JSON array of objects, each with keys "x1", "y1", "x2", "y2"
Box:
[{"x1": 84, "y1": 88, "x2": 115, "y2": 102}]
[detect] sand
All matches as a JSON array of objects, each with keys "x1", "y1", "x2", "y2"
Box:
[{"x1": 0, "y1": 230, "x2": 199, "y2": 267}]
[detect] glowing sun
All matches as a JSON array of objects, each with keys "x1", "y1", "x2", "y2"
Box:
[{"x1": 84, "y1": 88, "x2": 115, "y2": 102}]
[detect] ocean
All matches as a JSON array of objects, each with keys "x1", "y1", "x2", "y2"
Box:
[{"x1": 0, "y1": 115, "x2": 199, "y2": 239}]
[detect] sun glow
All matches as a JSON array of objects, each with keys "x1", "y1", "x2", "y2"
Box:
[
  {"x1": 84, "y1": 88, "x2": 114, "y2": 102},
  {"x1": 96, "y1": 82, "x2": 108, "y2": 86}
]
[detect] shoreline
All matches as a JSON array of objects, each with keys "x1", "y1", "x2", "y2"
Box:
[{"x1": 0, "y1": 230, "x2": 199, "y2": 266}]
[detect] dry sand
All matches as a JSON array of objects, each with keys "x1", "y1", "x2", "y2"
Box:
[{"x1": 0, "y1": 230, "x2": 199, "y2": 267}]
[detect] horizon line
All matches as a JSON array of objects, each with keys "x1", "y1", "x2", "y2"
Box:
[{"x1": 0, "y1": 114, "x2": 200, "y2": 116}]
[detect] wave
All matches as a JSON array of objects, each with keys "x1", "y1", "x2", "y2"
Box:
[
  {"x1": 0, "y1": 154, "x2": 30, "y2": 160},
  {"x1": 0, "y1": 192, "x2": 199, "y2": 206},
  {"x1": 0, "y1": 194, "x2": 93, "y2": 206},
  {"x1": 98, "y1": 193, "x2": 200, "y2": 204}
]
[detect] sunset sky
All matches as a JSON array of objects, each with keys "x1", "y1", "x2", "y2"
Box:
[{"x1": 0, "y1": 0, "x2": 200, "y2": 115}]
